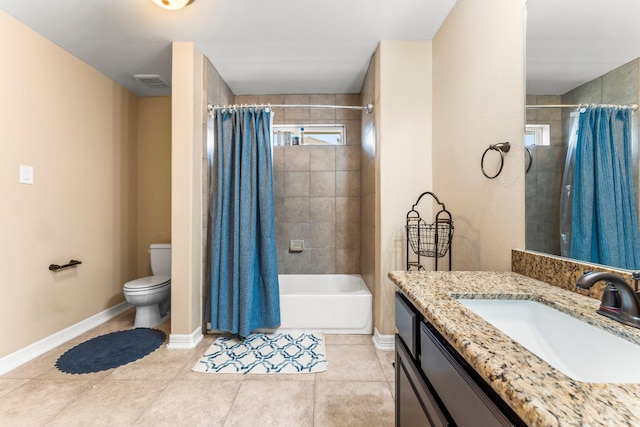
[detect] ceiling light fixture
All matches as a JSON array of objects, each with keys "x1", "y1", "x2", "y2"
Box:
[{"x1": 151, "y1": 0, "x2": 194, "y2": 10}]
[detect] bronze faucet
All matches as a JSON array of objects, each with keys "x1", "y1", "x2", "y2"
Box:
[{"x1": 576, "y1": 271, "x2": 640, "y2": 329}]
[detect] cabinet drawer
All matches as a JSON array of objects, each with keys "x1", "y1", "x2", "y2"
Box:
[
  {"x1": 396, "y1": 336, "x2": 450, "y2": 427},
  {"x1": 395, "y1": 292, "x2": 418, "y2": 358},
  {"x1": 420, "y1": 323, "x2": 514, "y2": 427}
]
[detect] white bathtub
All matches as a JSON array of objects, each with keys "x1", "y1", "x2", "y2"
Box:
[{"x1": 268, "y1": 274, "x2": 372, "y2": 334}]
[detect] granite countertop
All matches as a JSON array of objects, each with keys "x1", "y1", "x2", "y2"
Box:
[{"x1": 388, "y1": 270, "x2": 640, "y2": 427}]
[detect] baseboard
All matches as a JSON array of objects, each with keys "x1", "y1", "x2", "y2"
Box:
[
  {"x1": 372, "y1": 327, "x2": 395, "y2": 351},
  {"x1": 0, "y1": 301, "x2": 132, "y2": 376},
  {"x1": 167, "y1": 326, "x2": 203, "y2": 349}
]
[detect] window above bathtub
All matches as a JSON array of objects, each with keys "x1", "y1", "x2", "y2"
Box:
[
  {"x1": 525, "y1": 124, "x2": 550, "y2": 147},
  {"x1": 273, "y1": 124, "x2": 346, "y2": 146}
]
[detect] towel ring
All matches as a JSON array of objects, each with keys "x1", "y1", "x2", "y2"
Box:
[
  {"x1": 525, "y1": 146, "x2": 533, "y2": 174},
  {"x1": 481, "y1": 142, "x2": 510, "y2": 179}
]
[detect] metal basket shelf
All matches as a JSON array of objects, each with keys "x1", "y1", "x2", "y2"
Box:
[
  {"x1": 406, "y1": 218, "x2": 453, "y2": 258},
  {"x1": 406, "y1": 191, "x2": 453, "y2": 271}
]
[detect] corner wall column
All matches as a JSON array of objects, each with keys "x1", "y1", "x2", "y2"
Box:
[{"x1": 169, "y1": 41, "x2": 204, "y2": 348}]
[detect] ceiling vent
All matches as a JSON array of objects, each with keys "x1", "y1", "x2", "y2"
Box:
[{"x1": 133, "y1": 74, "x2": 169, "y2": 88}]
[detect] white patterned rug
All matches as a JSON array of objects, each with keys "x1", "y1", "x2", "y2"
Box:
[{"x1": 192, "y1": 332, "x2": 328, "y2": 374}]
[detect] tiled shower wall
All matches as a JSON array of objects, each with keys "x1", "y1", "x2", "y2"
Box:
[
  {"x1": 236, "y1": 94, "x2": 362, "y2": 274},
  {"x1": 525, "y1": 95, "x2": 563, "y2": 255}
]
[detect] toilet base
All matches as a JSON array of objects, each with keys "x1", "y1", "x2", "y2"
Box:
[
  {"x1": 133, "y1": 304, "x2": 163, "y2": 328},
  {"x1": 124, "y1": 284, "x2": 171, "y2": 329}
]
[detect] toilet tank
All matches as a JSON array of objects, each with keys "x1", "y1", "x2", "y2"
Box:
[{"x1": 149, "y1": 243, "x2": 171, "y2": 276}]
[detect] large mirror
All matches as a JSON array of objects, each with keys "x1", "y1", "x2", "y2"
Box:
[{"x1": 525, "y1": 0, "x2": 640, "y2": 269}]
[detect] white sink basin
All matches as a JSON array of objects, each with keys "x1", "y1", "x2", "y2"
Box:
[{"x1": 458, "y1": 298, "x2": 640, "y2": 383}]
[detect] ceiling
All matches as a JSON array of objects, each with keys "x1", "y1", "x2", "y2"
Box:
[
  {"x1": 1, "y1": 0, "x2": 639, "y2": 97},
  {"x1": 0, "y1": 0, "x2": 456, "y2": 96},
  {"x1": 526, "y1": 0, "x2": 640, "y2": 95}
]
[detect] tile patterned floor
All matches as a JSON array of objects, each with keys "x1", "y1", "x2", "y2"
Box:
[{"x1": 0, "y1": 310, "x2": 396, "y2": 426}]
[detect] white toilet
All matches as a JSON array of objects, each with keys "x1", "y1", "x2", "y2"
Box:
[{"x1": 123, "y1": 243, "x2": 171, "y2": 328}]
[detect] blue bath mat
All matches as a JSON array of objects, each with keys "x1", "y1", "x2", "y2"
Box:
[
  {"x1": 192, "y1": 332, "x2": 327, "y2": 374},
  {"x1": 56, "y1": 328, "x2": 166, "y2": 374}
]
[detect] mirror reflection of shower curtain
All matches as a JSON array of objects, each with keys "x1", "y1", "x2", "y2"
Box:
[
  {"x1": 559, "y1": 112, "x2": 580, "y2": 257},
  {"x1": 206, "y1": 106, "x2": 280, "y2": 337},
  {"x1": 565, "y1": 106, "x2": 640, "y2": 270}
]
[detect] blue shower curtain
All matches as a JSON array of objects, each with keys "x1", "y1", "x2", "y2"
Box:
[
  {"x1": 207, "y1": 106, "x2": 280, "y2": 337},
  {"x1": 570, "y1": 106, "x2": 640, "y2": 269}
]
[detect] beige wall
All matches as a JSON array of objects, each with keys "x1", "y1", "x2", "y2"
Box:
[
  {"x1": 375, "y1": 41, "x2": 434, "y2": 335},
  {"x1": 137, "y1": 97, "x2": 172, "y2": 276},
  {"x1": 0, "y1": 11, "x2": 139, "y2": 357},
  {"x1": 171, "y1": 42, "x2": 205, "y2": 336},
  {"x1": 432, "y1": 0, "x2": 526, "y2": 271}
]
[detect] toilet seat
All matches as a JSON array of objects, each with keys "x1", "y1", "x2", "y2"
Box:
[{"x1": 124, "y1": 276, "x2": 170, "y2": 292}]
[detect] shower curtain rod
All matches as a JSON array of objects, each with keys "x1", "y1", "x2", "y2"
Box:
[
  {"x1": 208, "y1": 103, "x2": 374, "y2": 115},
  {"x1": 527, "y1": 103, "x2": 638, "y2": 110}
]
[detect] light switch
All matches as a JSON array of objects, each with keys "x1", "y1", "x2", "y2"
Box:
[{"x1": 19, "y1": 165, "x2": 34, "y2": 184}]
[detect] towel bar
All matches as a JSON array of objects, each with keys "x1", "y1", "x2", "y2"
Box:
[{"x1": 49, "y1": 259, "x2": 82, "y2": 272}]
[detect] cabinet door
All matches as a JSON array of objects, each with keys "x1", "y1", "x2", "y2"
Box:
[
  {"x1": 420, "y1": 323, "x2": 515, "y2": 427},
  {"x1": 395, "y1": 292, "x2": 418, "y2": 358},
  {"x1": 396, "y1": 336, "x2": 450, "y2": 427}
]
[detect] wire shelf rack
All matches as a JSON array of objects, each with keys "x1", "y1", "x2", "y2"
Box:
[{"x1": 406, "y1": 192, "x2": 453, "y2": 271}]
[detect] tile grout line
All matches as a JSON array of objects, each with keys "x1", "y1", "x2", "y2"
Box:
[
  {"x1": 130, "y1": 378, "x2": 174, "y2": 424},
  {"x1": 312, "y1": 374, "x2": 318, "y2": 426},
  {"x1": 42, "y1": 376, "x2": 109, "y2": 425},
  {"x1": 221, "y1": 376, "x2": 252, "y2": 427}
]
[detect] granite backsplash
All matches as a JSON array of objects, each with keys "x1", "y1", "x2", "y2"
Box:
[{"x1": 511, "y1": 249, "x2": 638, "y2": 301}]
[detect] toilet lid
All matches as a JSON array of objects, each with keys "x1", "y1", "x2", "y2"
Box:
[{"x1": 124, "y1": 276, "x2": 170, "y2": 291}]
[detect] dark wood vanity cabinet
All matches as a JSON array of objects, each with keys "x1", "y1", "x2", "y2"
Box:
[
  {"x1": 395, "y1": 292, "x2": 525, "y2": 427},
  {"x1": 396, "y1": 334, "x2": 450, "y2": 426}
]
